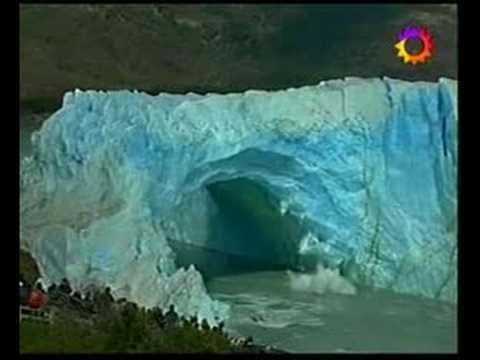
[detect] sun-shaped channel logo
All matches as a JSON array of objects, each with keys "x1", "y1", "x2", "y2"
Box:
[{"x1": 395, "y1": 26, "x2": 434, "y2": 65}]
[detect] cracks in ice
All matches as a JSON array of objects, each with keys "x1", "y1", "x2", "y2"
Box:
[
  {"x1": 434, "y1": 244, "x2": 457, "y2": 300},
  {"x1": 364, "y1": 211, "x2": 383, "y2": 285}
]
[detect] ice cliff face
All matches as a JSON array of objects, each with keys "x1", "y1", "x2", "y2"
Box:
[{"x1": 20, "y1": 77, "x2": 457, "y2": 323}]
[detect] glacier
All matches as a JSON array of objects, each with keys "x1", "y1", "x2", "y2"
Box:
[{"x1": 20, "y1": 77, "x2": 458, "y2": 324}]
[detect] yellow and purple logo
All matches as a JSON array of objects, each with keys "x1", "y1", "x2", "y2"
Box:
[{"x1": 395, "y1": 26, "x2": 434, "y2": 65}]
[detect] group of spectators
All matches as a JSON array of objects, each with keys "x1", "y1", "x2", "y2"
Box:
[
  {"x1": 19, "y1": 274, "x2": 114, "y2": 313},
  {"x1": 19, "y1": 274, "x2": 269, "y2": 351},
  {"x1": 19, "y1": 274, "x2": 227, "y2": 333},
  {"x1": 19, "y1": 273, "x2": 48, "y2": 308},
  {"x1": 146, "y1": 305, "x2": 257, "y2": 349}
]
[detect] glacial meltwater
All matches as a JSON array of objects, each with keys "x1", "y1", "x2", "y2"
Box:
[{"x1": 207, "y1": 271, "x2": 457, "y2": 353}]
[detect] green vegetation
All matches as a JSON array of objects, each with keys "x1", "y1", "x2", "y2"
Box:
[
  {"x1": 20, "y1": 97, "x2": 62, "y2": 114},
  {"x1": 100, "y1": 305, "x2": 234, "y2": 353},
  {"x1": 19, "y1": 250, "x2": 245, "y2": 353},
  {"x1": 19, "y1": 281, "x2": 285, "y2": 353},
  {"x1": 20, "y1": 299, "x2": 235, "y2": 353},
  {"x1": 20, "y1": 319, "x2": 107, "y2": 353},
  {"x1": 20, "y1": 249, "x2": 40, "y2": 286},
  {"x1": 20, "y1": 4, "x2": 457, "y2": 105}
]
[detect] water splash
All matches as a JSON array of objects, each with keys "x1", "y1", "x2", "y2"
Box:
[{"x1": 287, "y1": 263, "x2": 357, "y2": 295}]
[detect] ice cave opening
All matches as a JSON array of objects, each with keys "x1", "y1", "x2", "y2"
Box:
[{"x1": 168, "y1": 177, "x2": 316, "y2": 281}]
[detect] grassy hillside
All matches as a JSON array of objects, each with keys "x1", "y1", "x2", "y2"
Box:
[
  {"x1": 20, "y1": 4, "x2": 457, "y2": 109},
  {"x1": 20, "y1": 4, "x2": 302, "y2": 101},
  {"x1": 20, "y1": 313, "x2": 236, "y2": 353},
  {"x1": 20, "y1": 320, "x2": 107, "y2": 353},
  {"x1": 20, "y1": 306, "x2": 236, "y2": 353}
]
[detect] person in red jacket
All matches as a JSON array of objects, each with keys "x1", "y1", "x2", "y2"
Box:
[{"x1": 27, "y1": 283, "x2": 48, "y2": 309}]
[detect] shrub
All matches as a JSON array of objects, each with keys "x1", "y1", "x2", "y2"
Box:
[{"x1": 21, "y1": 284, "x2": 235, "y2": 353}]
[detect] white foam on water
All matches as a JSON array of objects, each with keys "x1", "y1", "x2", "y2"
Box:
[
  {"x1": 287, "y1": 264, "x2": 357, "y2": 295},
  {"x1": 207, "y1": 270, "x2": 456, "y2": 352}
]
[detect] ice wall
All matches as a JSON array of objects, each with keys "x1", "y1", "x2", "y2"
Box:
[{"x1": 20, "y1": 77, "x2": 458, "y2": 323}]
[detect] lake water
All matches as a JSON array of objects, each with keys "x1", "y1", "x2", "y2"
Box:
[{"x1": 207, "y1": 270, "x2": 457, "y2": 353}]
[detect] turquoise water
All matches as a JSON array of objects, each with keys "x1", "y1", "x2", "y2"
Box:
[{"x1": 207, "y1": 271, "x2": 457, "y2": 353}]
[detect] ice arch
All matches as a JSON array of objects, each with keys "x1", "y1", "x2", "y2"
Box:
[{"x1": 20, "y1": 77, "x2": 458, "y2": 325}]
